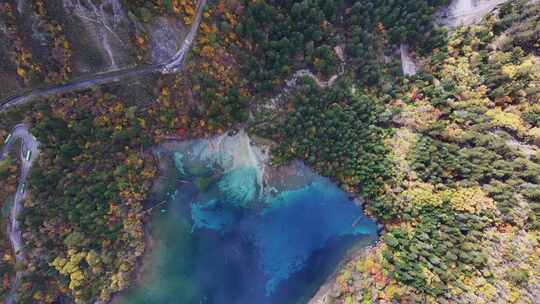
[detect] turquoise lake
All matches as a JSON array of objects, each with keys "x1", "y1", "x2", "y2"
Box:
[{"x1": 119, "y1": 132, "x2": 378, "y2": 304}]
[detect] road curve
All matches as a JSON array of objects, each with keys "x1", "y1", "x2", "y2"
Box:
[
  {"x1": 162, "y1": 0, "x2": 207, "y2": 73},
  {"x1": 0, "y1": 0, "x2": 207, "y2": 113},
  {"x1": 1, "y1": 124, "x2": 40, "y2": 304}
]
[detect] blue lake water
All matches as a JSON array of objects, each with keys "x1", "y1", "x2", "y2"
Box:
[{"x1": 118, "y1": 133, "x2": 378, "y2": 304}]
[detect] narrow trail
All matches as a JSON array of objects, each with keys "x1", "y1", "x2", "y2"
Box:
[
  {"x1": 288, "y1": 46, "x2": 345, "y2": 90},
  {"x1": 266, "y1": 46, "x2": 346, "y2": 108},
  {"x1": 0, "y1": 0, "x2": 207, "y2": 113},
  {"x1": 1, "y1": 124, "x2": 40, "y2": 304}
]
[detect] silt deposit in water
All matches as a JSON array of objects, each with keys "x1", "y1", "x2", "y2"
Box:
[{"x1": 119, "y1": 131, "x2": 378, "y2": 304}]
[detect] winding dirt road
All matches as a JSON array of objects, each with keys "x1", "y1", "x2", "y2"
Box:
[{"x1": 1, "y1": 124, "x2": 39, "y2": 304}]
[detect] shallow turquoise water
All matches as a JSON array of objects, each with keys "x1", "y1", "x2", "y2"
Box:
[{"x1": 119, "y1": 135, "x2": 378, "y2": 304}]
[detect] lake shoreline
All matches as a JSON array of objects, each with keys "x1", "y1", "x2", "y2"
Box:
[
  {"x1": 113, "y1": 133, "x2": 382, "y2": 304},
  {"x1": 308, "y1": 240, "x2": 381, "y2": 304},
  {"x1": 110, "y1": 213, "x2": 157, "y2": 304}
]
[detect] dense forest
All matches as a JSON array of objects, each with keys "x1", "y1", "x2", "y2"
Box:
[
  {"x1": 321, "y1": 1, "x2": 540, "y2": 302},
  {"x1": 0, "y1": 0, "x2": 539, "y2": 303},
  {"x1": 0, "y1": 88, "x2": 157, "y2": 303},
  {"x1": 234, "y1": 0, "x2": 450, "y2": 91}
]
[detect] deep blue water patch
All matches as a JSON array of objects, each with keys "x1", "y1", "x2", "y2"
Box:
[{"x1": 119, "y1": 136, "x2": 378, "y2": 304}]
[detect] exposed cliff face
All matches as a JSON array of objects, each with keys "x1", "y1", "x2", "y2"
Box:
[
  {"x1": 61, "y1": 0, "x2": 136, "y2": 72},
  {"x1": 0, "y1": 29, "x2": 18, "y2": 98},
  {"x1": 436, "y1": 0, "x2": 508, "y2": 27},
  {"x1": 0, "y1": 0, "x2": 53, "y2": 96},
  {"x1": 148, "y1": 16, "x2": 187, "y2": 64},
  {"x1": 0, "y1": 0, "x2": 190, "y2": 99}
]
